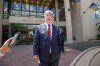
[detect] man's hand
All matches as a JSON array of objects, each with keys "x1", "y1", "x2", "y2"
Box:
[
  {"x1": 34, "y1": 55, "x2": 40, "y2": 62},
  {"x1": 0, "y1": 37, "x2": 13, "y2": 54}
]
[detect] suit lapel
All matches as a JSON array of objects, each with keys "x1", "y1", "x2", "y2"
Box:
[
  {"x1": 51, "y1": 24, "x2": 55, "y2": 40},
  {"x1": 43, "y1": 23, "x2": 55, "y2": 40},
  {"x1": 43, "y1": 23, "x2": 49, "y2": 39}
]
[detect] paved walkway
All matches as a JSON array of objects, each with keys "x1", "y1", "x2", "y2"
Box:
[
  {"x1": 0, "y1": 45, "x2": 81, "y2": 66},
  {"x1": 1, "y1": 40, "x2": 100, "y2": 66}
]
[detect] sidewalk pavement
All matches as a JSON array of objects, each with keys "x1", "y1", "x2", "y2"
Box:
[
  {"x1": 0, "y1": 40, "x2": 100, "y2": 66},
  {"x1": 0, "y1": 45, "x2": 81, "y2": 66}
]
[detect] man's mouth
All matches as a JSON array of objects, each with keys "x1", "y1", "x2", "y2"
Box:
[{"x1": 47, "y1": 19, "x2": 50, "y2": 20}]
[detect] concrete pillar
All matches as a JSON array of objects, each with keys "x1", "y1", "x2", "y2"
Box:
[
  {"x1": 79, "y1": 1, "x2": 88, "y2": 41},
  {"x1": 0, "y1": 0, "x2": 3, "y2": 46},
  {"x1": 55, "y1": 0, "x2": 59, "y2": 25},
  {"x1": 64, "y1": 0, "x2": 73, "y2": 44},
  {"x1": 71, "y1": 3, "x2": 82, "y2": 41}
]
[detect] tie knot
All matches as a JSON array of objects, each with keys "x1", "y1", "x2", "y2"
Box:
[{"x1": 48, "y1": 24, "x2": 50, "y2": 27}]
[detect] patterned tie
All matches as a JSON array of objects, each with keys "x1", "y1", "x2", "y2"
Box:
[{"x1": 48, "y1": 24, "x2": 51, "y2": 39}]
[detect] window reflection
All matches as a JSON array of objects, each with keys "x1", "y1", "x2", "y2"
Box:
[
  {"x1": 22, "y1": 4, "x2": 29, "y2": 11},
  {"x1": 30, "y1": 5, "x2": 36, "y2": 12},
  {"x1": 11, "y1": 2, "x2": 21, "y2": 10},
  {"x1": 3, "y1": 14, "x2": 8, "y2": 18},
  {"x1": 58, "y1": 1, "x2": 65, "y2": 21},
  {"x1": 30, "y1": 12, "x2": 36, "y2": 17},
  {"x1": 30, "y1": 4, "x2": 36, "y2": 17},
  {"x1": 96, "y1": 10, "x2": 100, "y2": 16},
  {"x1": 95, "y1": 6, "x2": 100, "y2": 18},
  {"x1": 3, "y1": 1, "x2": 8, "y2": 19},
  {"x1": 37, "y1": 6, "x2": 43, "y2": 12},
  {"x1": 22, "y1": 11, "x2": 29, "y2": 16},
  {"x1": 95, "y1": 10, "x2": 100, "y2": 18},
  {"x1": 37, "y1": 5, "x2": 44, "y2": 18},
  {"x1": 44, "y1": 6, "x2": 49, "y2": 11},
  {"x1": 10, "y1": 10, "x2": 21, "y2": 16},
  {"x1": 9, "y1": 0, "x2": 56, "y2": 19},
  {"x1": 37, "y1": 13, "x2": 44, "y2": 18},
  {"x1": 4, "y1": 2, "x2": 8, "y2": 13}
]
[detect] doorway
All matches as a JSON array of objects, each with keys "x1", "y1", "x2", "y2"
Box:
[{"x1": 11, "y1": 24, "x2": 37, "y2": 45}]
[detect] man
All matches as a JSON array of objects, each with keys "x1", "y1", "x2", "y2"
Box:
[
  {"x1": 0, "y1": 37, "x2": 13, "y2": 59},
  {"x1": 33, "y1": 10, "x2": 62, "y2": 66},
  {"x1": 60, "y1": 29, "x2": 65, "y2": 53}
]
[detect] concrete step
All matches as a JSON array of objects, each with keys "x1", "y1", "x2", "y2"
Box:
[{"x1": 70, "y1": 46, "x2": 100, "y2": 66}]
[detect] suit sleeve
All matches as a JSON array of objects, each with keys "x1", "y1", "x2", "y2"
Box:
[{"x1": 33, "y1": 26, "x2": 40, "y2": 55}]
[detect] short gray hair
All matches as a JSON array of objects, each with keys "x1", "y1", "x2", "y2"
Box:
[{"x1": 44, "y1": 10, "x2": 53, "y2": 16}]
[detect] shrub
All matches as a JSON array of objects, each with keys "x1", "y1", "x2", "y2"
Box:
[{"x1": 96, "y1": 34, "x2": 100, "y2": 40}]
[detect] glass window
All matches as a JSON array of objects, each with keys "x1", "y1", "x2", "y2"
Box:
[
  {"x1": 10, "y1": 10, "x2": 21, "y2": 16},
  {"x1": 22, "y1": 4, "x2": 25, "y2": 10},
  {"x1": 11, "y1": 2, "x2": 14, "y2": 10},
  {"x1": 4, "y1": 2, "x2": 8, "y2": 13},
  {"x1": 11, "y1": 2, "x2": 21, "y2": 10},
  {"x1": 26, "y1": 4, "x2": 29, "y2": 11},
  {"x1": 37, "y1": 5, "x2": 44, "y2": 18},
  {"x1": 37, "y1": 13, "x2": 44, "y2": 18},
  {"x1": 37, "y1": 6, "x2": 43, "y2": 12},
  {"x1": 22, "y1": 11, "x2": 29, "y2": 17},
  {"x1": 3, "y1": 14, "x2": 8, "y2": 19},
  {"x1": 44, "y1": 6, "x2": 49, "y2": 11},
  {"x1": 95, "y1": 6, "x2": 100, "y2": 18},
  {"x1": 22, "y1": 4, "x2": 29, "y2": 11},
  {"x1": 30, "y1": 12, "x2": 36, "y2": 17},
  {"x1": 30, "y1": 5, "x2": 36, "y2": 12},
  {"x1": 58, "y1": 1, "x2": 65, "y2": 21},
  {"x1": 96, "y1": 10, "x2": 100, "y2": 16},
  {"x1": 3, "y1": 1, "x2": 8, "y2": 19},
  {"x1": 9, "y1": 0, "x2": 56, "y2": 18}
]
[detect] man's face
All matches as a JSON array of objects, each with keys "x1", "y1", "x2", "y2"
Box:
[{"x1": 44, "y1": 12, "x2": 53, "y2": 24}]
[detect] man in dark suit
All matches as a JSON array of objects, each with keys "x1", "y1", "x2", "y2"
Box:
[
  {"x1": 33, "y1": 10, "x2": 62, "y2": 66},
  {"x1": 60, "y1": 29, "x2": 65, "y2": 53}
]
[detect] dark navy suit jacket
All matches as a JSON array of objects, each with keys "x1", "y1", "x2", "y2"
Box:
[{"x1": 33, "y1": 23, "x2": 62, "y2": 63}]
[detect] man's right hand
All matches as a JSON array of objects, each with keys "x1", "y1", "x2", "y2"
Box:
[{"x1": 34, "y1": 55, "x2": 40, "y2": 62}]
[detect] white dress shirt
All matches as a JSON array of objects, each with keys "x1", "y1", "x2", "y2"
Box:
[
  {"x1": 45, "y1": 22, "x2": 52, "y2": 39},
  {"x1": 45, "y1": 22, "x2": 52, "y2": 53}
]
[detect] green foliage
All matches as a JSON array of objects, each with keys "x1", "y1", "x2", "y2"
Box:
[
  {"x1": 98, "y1": 25, "x2": 100, "y2": 31},
  {"x1": 96, "y1": 34, "x2": 100, "y2": 40},
  {"x1": 12, "y1": 24, "x2": 28, "y2": 34},
  {"x1": 96, "y1": 25, "x2": 100, "y2": 40}
]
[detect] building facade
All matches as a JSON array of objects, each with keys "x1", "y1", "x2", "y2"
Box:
[{"x1": 0, "y1": 0, "x2": 100, "y2": 46}]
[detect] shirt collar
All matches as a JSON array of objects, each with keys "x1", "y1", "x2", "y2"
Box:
[{"x1": 45, "y1": 22, "x2": 52, "y2": 26}]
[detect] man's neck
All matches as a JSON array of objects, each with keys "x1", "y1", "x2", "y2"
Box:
[{"x1": 45, "y1": 22, "x2": 52, "y2": 25}]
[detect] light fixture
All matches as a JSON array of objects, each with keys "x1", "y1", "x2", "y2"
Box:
[
  {"x1": 37, "y1": 1, "x2": 40, "y2": 4},
  {"x1": 37, "y1": 0, "x2": 41, "y2": 5},
  {"x1": 25, "y1": 0, "x2": 28, "y2": 2},
  {"x1": 49, "y1": 0, "x2": 51, "y2": 2},
  {"x1": 41, "y1": 2, "x2": 44, "y2": 5},
  {"x1": 47, "y1": 2, "x2": 49, "y2": 6}
]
